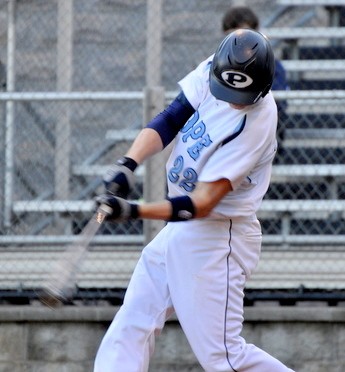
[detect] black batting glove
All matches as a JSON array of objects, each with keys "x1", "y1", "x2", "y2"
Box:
[
  {"x1": 103, "y1": 156, "x2": 138, "y2": 198},
  {"x1": 95, "y1": 194, "x2": 139, "y2": 222}
]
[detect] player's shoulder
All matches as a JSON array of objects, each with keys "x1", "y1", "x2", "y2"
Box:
[
  {"x1": 259, "y1": 91, "x2": 277, "y2": 112},
  {"x1": 246, "y1": 92, "x2": 277, "y2": 125},
  {"x1": 193, "y1": 54, "x2": 214, "y2": 77}
]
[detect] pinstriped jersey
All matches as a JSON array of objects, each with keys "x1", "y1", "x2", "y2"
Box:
[{"x1": 166, "y1": 55, "x2": 278, "y2": 218}]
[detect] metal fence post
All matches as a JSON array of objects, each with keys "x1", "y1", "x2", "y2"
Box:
[
  {"x1": 143, "y1": 87, "x2": 166, "y2": 243},
  {"x1": 55, "y1": 0, "x2": 73, "y2": 232},
  {"x1": 143, "y1": 0, "x2": 165, "y2": 243},
  {"x1": 4, "y1": 0, "x2": 16, "y2": 229}
]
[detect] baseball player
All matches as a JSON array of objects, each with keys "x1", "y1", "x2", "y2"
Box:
[{"x1": 94, "y1": 29, "x2": 295, "y2": 372}]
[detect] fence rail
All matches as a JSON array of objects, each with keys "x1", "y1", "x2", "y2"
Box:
[
  {"x1": 2, "y1": 90, "x2": 345, "y2": 245},
  {"x1": 2, "y1": 0, "x2": 345, "y2": 294}
]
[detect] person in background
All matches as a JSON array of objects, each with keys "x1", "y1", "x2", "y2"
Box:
[
  {"x1": 222, "y1": 5, "x2": 289, "y2": 160},
  {"x1": 222, "y1": 5, "x2": 289, "y2": 93}
]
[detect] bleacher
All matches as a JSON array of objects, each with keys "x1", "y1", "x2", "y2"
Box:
[
  {"x1": 252, "y1": 2, "x2": 345, "y2": 289},
  {"x1": 260, "y1": 4, "x2": 345, "y2": 264},
  {"x1": 2, "y1": 1, "x2": 345, "y2": 299}
]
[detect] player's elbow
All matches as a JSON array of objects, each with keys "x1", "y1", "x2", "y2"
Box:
[
  {"x1": 194, "y1": 201, "x2": 214, "y2": 218},
  {"x1": 196, "y1": 209, "x2": 213, "y2": 219},
  {"x1": 191, "y1": 179, "x2": 232, "y2": 218}
]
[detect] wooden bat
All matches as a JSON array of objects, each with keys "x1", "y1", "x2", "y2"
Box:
[{"x1": 38, "y1": 204, "x2": 113, "y2": 308}]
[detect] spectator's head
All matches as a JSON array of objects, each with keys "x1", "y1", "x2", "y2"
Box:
[
  {"x1": 209, "y1": 29, "x2": 275, "y2": 106},
  {"x1": 222, "y1": 6, "x2": 259, "y2": 34}
]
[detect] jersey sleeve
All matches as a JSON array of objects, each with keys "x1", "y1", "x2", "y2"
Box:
[
  {"x1": 178, "y1": 56, "x2": 213, "y2": 111},
  {"x1": 198, "y1": 98, "x2": 278, "y2": 190}
]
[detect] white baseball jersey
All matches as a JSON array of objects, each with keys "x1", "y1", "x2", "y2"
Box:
[{"x1": 166, "y1": 55, "x2": 278, "y2": 217}]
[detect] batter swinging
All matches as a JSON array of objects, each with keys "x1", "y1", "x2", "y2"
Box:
[{"x1": 94, "y1": 29, "x2": 295, "y2": 372}]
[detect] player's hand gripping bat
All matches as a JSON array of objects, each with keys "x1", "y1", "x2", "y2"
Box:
[{"x1": 38, "y1": 203, "x2": 113, "y2": 308}]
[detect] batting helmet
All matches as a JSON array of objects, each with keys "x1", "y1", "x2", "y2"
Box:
[{"x1": 209, "y1": 29, "x2": 275, "y2": 105}]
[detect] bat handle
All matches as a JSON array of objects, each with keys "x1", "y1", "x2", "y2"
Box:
[{"x1": 96, "y1": 203, "x2": 113, "y2": 223}]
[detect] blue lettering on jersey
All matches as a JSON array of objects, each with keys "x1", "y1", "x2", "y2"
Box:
[
  {"x1": 187, "y1": 134, "x2": 212, "y2": 160},
  {"x1": 168, "y1": 110, "x2": 214, "y2": 192},
  {"x1": 168, "y1": 155, "x2": 184, "y2": 183},
  {"x1": 180, "y1": 167, "x2": 198, "y2": 192},
  {"x1": 181, "y1": 111, "x2": 212, "y2": 161},
  {"x1": 168, "y1": 155, "x2": 198, "y2": 192},
  {"x1": 181, "y1": 112, "x2": 203, "y2": 142}
]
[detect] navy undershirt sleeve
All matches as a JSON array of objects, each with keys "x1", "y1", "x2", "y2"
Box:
[{"x1": 145, "y1": 91, "x2": 196, "y2": 148}]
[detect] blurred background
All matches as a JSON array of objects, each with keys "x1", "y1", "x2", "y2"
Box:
[{"x1": 1, "y1": 0, "x2": 345, "y2": 306}]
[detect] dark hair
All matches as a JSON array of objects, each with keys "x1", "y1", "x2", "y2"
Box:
[{"x1": 222, "y1": 6, "x2": 259, "y2": 33}]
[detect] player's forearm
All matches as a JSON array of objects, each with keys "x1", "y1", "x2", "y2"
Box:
[
  {"x1": 137, "y1": 195, "x2": 208, "y2": 221},
  {"x1": 98, "y1": 195, "x2": 198, "y2": 222},
  {"x1": 137, "y1": 196, "x2": 198, "y2": 221},
  {"x1": 125, "y1": 128, "x2": 164, "y2": 165},
  {"x1": 97, "y1": 179, "x2": 233, "y2": 222},
  {"x1": 137, "y1": 200, "x2": 173, "y2": 220},
  {"x1": 137, "y1": 179, "x2": 233, "y2": 221}
]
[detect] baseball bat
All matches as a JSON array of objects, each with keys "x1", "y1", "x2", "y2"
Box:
[{"x1": 38, "y1": 203, "x2": 113, "y2": 308}]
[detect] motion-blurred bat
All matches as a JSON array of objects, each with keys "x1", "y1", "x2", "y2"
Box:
[{"x1": 38, "y1": 204, "x2": 112, "y2": 308}]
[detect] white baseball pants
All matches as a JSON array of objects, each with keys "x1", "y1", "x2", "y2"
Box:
[{"x1": 94, "y1": 217, "x2": 295, "y2": 372}]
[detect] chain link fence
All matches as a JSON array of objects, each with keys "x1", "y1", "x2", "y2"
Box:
[{"x1": 1, "y1": 0, "x2": 345, "y2": 300}]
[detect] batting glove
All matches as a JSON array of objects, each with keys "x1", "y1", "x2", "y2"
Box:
[
  {"x1": 95, "y1": 194, "x2": 139, "y2": 221},
  {"x1": 103, "y1": 156, "x2": 137, "y2": 198}
]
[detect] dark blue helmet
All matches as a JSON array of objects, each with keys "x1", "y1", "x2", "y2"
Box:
[{"x1": 209, "y1": 29, "x2": 275, "y2": 105}]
